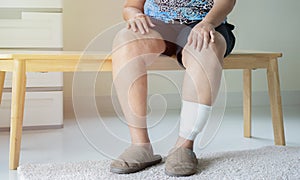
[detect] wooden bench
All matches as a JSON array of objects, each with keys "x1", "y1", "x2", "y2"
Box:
[{"x1": 0, "y1": 50, "x2": 285, "y2": 170}]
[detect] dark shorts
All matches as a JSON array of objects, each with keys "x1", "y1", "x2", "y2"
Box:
[{"x1": 150, "y1": 18, "x2": 236, "y2": 67}]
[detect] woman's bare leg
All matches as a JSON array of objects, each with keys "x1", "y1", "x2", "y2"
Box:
[
  {"x1": 175, "y1": 32, "x2": 227, "y2": 149},
  {"x1": 112, "y1": 28, "x2": 165, "y2": 145}
]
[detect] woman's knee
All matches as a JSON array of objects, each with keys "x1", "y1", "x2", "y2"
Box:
[
  {"x1": 113, "y1": 28, "x2": 166, "y2": 54},
  {"x1": 208, "y1": 32, "x2": 227, "y2": 59},
  {"x1": 181, "y1": 32, "x2": 226, "y2": 68}
]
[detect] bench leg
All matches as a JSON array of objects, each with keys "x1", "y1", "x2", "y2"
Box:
[
  {"x1": 267, "y1": 59, "x2": 285, "y2": 146},
  {"x1": 9, "y1": 60, "x2": 26, "y2": 170},
  {"x1": 0, "y1": 71, "x2": 6, "y2": 104},
  {"x1": 243, "y1": 69, "x2": 252, "y2": 138}
]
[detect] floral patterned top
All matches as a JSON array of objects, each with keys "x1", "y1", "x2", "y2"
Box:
[{"x1": 144, "y1": 0, "x2": 214, "y2": 23}]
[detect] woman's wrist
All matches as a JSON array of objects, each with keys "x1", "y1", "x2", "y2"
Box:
[
  {"x1": 201, "y1": 18, "x2": 219, "y2": 28},
  {"x1": 123, "y1": 7, "x2": 143, "y2": 21}
]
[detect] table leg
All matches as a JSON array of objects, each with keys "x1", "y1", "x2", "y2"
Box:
[
  {"x1": 267, "y1": 58, "x2": 285, "y2": 146},
  {"x1": 243, "y1": 69, "x2": 252, "y2": 138},
  {"x1": 9, "y1": 60, "x2": 26, "y2": 170},
  {"x1": 0, "y1": 71, "x2": 6, "y2": 104}
]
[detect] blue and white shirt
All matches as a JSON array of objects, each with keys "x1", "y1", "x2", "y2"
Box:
[{"x1": 144, "y1": 0, "x2": 214, "y2": 23}]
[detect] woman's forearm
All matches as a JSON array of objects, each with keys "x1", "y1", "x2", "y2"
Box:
[{"x1": 203, "y1": 0, "x2": 236, "y2": 27}]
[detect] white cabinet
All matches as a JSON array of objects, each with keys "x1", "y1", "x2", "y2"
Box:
[
  {"x1": 0, "y1": 0, "x2": 62, "y2": 8},
  {"x1": 0, "y1": 0, "x2": 64, "y2": 130},
  {"x1": 0, "y1": 0, "x2": 63, "y2": 48},
  {"x1": 0, "y1": 91, "x2": 63, "y2": 130},
  {"x1": 0, "y1": 12, "x2": 63, "y2": 48},
  {"x1": 4, "y1": 72, "x2": 63, "y2": 88}
]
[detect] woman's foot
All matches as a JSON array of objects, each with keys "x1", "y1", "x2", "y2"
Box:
[
  {"x1": 165, "y1": 146, "x2": 198, "y2": 176},
  {"x1": 165, "y1": 137, "x2": 198, "y2": 176},
  {"x1": 110, "y1": 144, "x2": 162, "y2": 174}
]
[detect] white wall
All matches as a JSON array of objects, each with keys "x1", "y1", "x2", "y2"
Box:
[
  {"x1": 63, "y1": 0, "x2": 122, "y2": 105},
  {"x1": 63, "y1": 0, "x2": 300, "y2": 111},
  {"x1": 227, "y1": 0, "x2": 300, "y2": 92}
]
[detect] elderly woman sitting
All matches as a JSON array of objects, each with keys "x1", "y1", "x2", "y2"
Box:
[{"x1": 110, "y1": 0, "x2": 236, "y2": 176}]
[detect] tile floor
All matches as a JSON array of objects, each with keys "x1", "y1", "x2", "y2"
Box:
[{"x1": 0, "y1": 105, "x2": 299, "y2": 179}]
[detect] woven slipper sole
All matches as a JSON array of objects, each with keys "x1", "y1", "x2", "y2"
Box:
[
  {"x1": 165, "y1": 169, "x2": 196, "y2": 177},
  {"x1": 110, "y1": 155, "x2": 162, "y2": 174}
]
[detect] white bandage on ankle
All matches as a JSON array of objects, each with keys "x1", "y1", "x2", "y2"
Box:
[{"x1": 179, "y1": 100, "x2": 212, "y2": 140}]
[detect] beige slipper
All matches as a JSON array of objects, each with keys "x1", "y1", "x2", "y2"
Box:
[
  {"x1": 165, "y1": 147, "x2": 198, "y2": 176},
  {"x1": 110, "y1": 144, "x2": 162, "y2": 174}
]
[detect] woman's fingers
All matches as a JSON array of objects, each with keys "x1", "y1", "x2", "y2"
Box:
[
  {"x1": 190, "y1": 29, "x2": 216, "y2": 51},
  {"x1": 196, "y1": 33, "x2": 203, "y2": 51},
  {"x1": 203, "y1": 31, "x2": 210, "y2": 49},
  {"x1": 126, "y1": 21, "x2": 130, "y2": 29},
  {"x1": 192, "y1": 32, "x2": 198, "y2": 49},
  {"x1": 140, "y1": 18, "x2": 149, "y2": 33},
  {"x1": 129, "y1": 21, "x2": 137, "y2": 32},
  {"x1": 146, "y1": 16, "x2": 155, "y2": 27},
  {"x1": 135, "y1": 20, "x2": 146, "y2": 34},
  {"x1": 187, "y1": 32, "x2": 193, "y2": 46},
  {"x1": 188, "y1": 21, "x2": 216, "y2": 51},
  {"x1": 210, "y1": 30, "x2": 215, "y2": 43},
  {"x1": 189, "y1": 30, "x2": 205, "y2": 51},
  {"x1": 126, "y1": 14, "x2": 156, "y2": 34}
]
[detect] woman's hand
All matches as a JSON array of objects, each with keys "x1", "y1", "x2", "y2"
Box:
[
  {"x1": 127, "y1": 13, "x2": 155, "y2": 34},
  {"x1": 187, "y1": 21, "x2": 216, "y2": 51}
]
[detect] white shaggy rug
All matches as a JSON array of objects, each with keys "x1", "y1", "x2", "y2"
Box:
[{"x1": 18, "y1": 146, "x2": 300, "y2": 180}]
